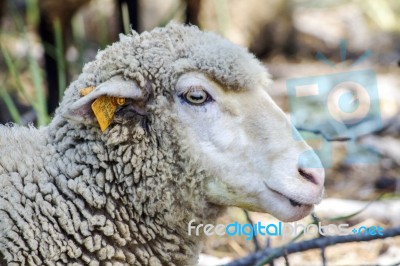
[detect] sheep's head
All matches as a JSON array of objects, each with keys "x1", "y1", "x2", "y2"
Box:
[
  {"x1": 174, "y1": 72, "x2": 324, "y2": 222},
  {"x1": 61, "y1": 23, "x2": 324, "y2": 223}
]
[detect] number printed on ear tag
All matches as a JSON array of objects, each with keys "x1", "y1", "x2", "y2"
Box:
[{"x1": 91, "y1": 97, "x2": 125, "y2": 132}]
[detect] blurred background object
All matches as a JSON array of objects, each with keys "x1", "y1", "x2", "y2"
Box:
[
  {"x1": 1, "y1": 0, "x2": 400, "y2": 122},
  {"x1": 0, "y1": 0, "x2": 201, "y2": 120},
  {"x1": 0, "y1": 0, "x2": 399, "y2": 265}
]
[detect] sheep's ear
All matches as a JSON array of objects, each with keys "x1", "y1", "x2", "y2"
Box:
[{"x1": 65, "y1": 76, "x2": 150, "y2": 131}]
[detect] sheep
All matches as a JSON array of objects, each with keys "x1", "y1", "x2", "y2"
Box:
[{"x1": 0, "y1": 23, "x2": 325, "y2": 265}]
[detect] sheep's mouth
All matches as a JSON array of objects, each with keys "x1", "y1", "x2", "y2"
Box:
[
  {"x1": 277, "y1": 191, "x2": 309, "y2": 207},
  {"x1": 263, "y1": 181, "x2": 312, "y2": 208},
  {"x1": 288, "y1": 198, "x2": 303, "y2": 207}
]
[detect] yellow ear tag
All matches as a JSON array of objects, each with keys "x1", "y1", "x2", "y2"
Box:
[{"x1": 91, "y1": 97, "x2": 126, "y2": 132}]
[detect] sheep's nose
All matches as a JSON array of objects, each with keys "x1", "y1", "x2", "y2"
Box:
[
  {"x1": 298, "y1": 167, "x2": 325, "y2": 186},
  {"x1": 297, "y1": 150, "x2": 325, "y2": 186}
]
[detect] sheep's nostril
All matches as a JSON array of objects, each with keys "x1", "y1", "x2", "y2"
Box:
[{"x1": 298, "y1": 168, "x2": 318, "y2": 185}]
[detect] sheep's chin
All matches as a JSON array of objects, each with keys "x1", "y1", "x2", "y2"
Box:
[{"x1": 206, "y1": 180, "x2": 315, "y2": 222}]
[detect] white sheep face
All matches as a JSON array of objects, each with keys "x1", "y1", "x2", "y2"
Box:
[{"x1": 174, "y1": 72, "x2": 325, "y2": 222}]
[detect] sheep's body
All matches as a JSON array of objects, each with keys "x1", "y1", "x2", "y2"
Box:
[
  {"x1": 0, "y1": 123, "x2": 226, "y2": 263},
  {"x1": 0, "y1": 23, "x2": 324, "y2": 265},
  {"x1": 0, "y1": 122, "x2": 214, "y2": 265}
]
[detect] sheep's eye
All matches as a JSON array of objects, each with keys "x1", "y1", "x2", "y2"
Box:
[{"x1": 181, "y1": 87, "x2": 212, "y2": 105}]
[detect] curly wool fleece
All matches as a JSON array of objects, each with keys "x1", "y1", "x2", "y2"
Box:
[{"x1": 0, "y1": 23, "x2": 270, "y2": 265}]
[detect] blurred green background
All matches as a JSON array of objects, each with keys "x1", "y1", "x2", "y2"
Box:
[{"x1": 0, "y1": 0, "x2": 399, "y2": 126}]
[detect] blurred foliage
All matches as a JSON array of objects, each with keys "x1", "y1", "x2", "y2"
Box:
[
  {"x1": 294, "y1": 0, "x2": 400, "y2": 32},
  {"x1": 0, "y1": 0, "x2": 399, "y2": 127},
  {"x1": 0, "y1": 0, "x2": 49, "y2": 125}
]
